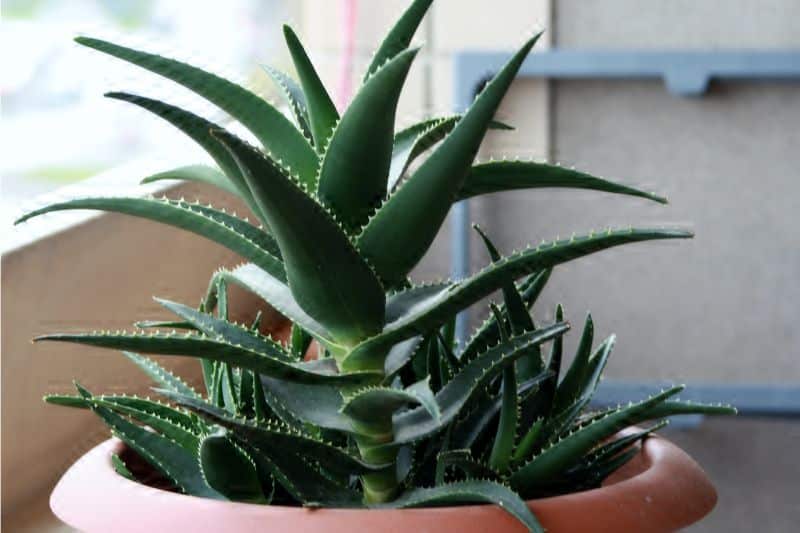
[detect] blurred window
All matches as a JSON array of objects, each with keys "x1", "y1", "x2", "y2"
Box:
[{"x1": 1, "y1": 0, "x2": 290, "y2": 211}]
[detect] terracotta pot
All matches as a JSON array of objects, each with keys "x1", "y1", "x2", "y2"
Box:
[{"x1": 50, "y1": 430, "x2": 717, "y2": 532}]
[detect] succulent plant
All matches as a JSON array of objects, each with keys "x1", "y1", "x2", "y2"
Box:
[{"x1": 19, "y1": 1, "x2": 735, "y2": 530}]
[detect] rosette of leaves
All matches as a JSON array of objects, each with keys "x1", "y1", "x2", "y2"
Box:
[{"x1": 19, "y1": 1, "x2": 735, "y2": 531}]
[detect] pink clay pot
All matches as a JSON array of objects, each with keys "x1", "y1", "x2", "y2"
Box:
[{"x1": 51, "y1": 431, "x2": 717, "y2": 532}]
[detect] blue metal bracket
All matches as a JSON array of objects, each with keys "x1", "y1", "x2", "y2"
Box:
[
  {"x1": 454, "y1": 49, "x2": 800, "y2": 98},
  {"x1": 450, "y1": 49, "x2": 800, "y2": 417}
]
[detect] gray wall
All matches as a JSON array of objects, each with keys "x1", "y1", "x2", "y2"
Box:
[
  {"x1": 425, "y1": 2, "x2": 800, "y2": 530},
  {"x1": 489, "y1": 1, "x2": 800, "y2": 530}
]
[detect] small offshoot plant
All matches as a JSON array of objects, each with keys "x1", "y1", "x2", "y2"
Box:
[{"x1": 18, "y1": 1, "x2": 735, "y2": 530}]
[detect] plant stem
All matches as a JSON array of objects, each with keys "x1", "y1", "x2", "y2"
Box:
[{"x1": 354, "y1": 421, "x2": 400, "y2": 503}]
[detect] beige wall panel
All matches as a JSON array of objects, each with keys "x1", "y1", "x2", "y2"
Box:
[{"x1": 1, "y1": 185, "x2": 282, "y2": 526}]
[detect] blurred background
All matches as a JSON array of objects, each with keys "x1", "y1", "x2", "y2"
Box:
[{"x1": 2, "y1": 1, "x2": 799, "y2": 531}]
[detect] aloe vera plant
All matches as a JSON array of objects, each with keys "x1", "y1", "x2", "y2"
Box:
[{"x1": 19, "y1": 1, "x2": 735, "y2": 531}]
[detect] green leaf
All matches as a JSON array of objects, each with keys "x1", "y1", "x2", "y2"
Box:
[
  {"x1": 156, "y1": 297, "x2": 293, "y2": 362},
  {"x1": 552, "y1": 314, "x2": 594, "y2": 413},
  {"x1": 450, "y1": 375, "x2": 545, "y2": 450},
  {"x1": 199, "y1": 429, "x2": 267, "y2": 503},
  {"x1": 389, "y1": 117, "x2": 513, "y2": 191},
  {"x1": 581, "y1": 421, "x2": 668, "y2": 469},
  {"x1": 381, "y1": 480, "x2": 543, "y2": 533},
  {"x1": 251, "y1": 370, "x2": 272, "y2": 421},
  {"x1": 220, "y1": 264, "x2": 337, "y2": 348},
  {"x1": 388, "y1": 326, "x2": 566, "y2": 447},
  {"x1": 384, "y1": 335, "x2": 424, "y2": 376},
  {"x1": 36, "y1": 331, "x2": 380, "y2": 385},
  {"x1": 220, "y1": 364, "x2": 238, "y2": 413},
  {"x1": 244, "y1": 441, "x2": 362, "y2": 506},
  {"x1": 290, "y1": 323, "x2": 313, "y2": 359},
  {"x1": 105, "y1": 92, "x2": 254, "y2": 205},
  {"x1": 457, "y1": 161, "x2": 668, "y2": 203},
  {"x1": 474, "y1": 224, "x2": 540, "y2": 379},
  {"x1": 364, "y1": 0, "x2": 431, "y2": 80},
  {"x1": 258, "y1": 377, "x2": 353, "y2": 433},
  {"x1": 511, "y1": 419, "x2": 544, "y2": 466},
  {"x1": 345, "y1": 228, "x2": 691, "y2": 370},
  {"x1": 435, "y1": 450, "x2": 501, "y2": 484},
  {"x1": 283, "y1": 25, "x2": 339, "y2": 149},
  {"x1": 460, "y1": 269, "x2": 551, "y2": 363},
  {"x1": 317, "y1": 48, "x2": 419, "y2": 231},
  {"x1": 342, "y1": 377, "x2": 440, "y2": 423},
  {"x1": 638, "y1": 400, "x2": 738, "y2": 419},
  {"x1": 488, "y1": 360, "x2": 517, "y2": 472},
  {"x1": 238, "y1": 369, "x2": 257, "y2": 416},
  {"x1": 111, "y1": 453, "x2": 135, "y2": 481},
  {"x1": 212, "y1": 129, "x2": 386, "y2": 346},
  {"x1": 262, "y1": 65, "x2": 312, "y2": 140},
  {"x1": 15, "y1": 197, "x2": 286, "y2": 282},
  {"x1": 177, "y1": 396, "x2": 388, "y2": 476},
  {"x1": 75, "y1": 37, "x2": 318, "y2": 182},
  {"x1": 510, "y1": 386, "x2": 684, "y2": 492},
  {"x1": 140, "y1": 164, "x2": 240, "y2": 196},
  {"x1": 122, "y1": 351, "x2": 201, "y2": 399},
  {"x1": 73, "y1": 384, "x2": 223, "y2": 499},
  {"x1": 45, "y1": 393, "x2": 202, "y2": 451},
  {"x1": 358, "y1": 33, "x2": 543, "y2": 285},
  {"x1": 97, "y1": 396, "x2": 201, "y2": 450}
]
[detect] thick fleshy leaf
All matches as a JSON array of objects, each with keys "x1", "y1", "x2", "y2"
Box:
[
  {"x1": 220, "y1": 264, "x2": 337, "y2": 348},
  {"x1": 105, "y1": 92, "x2": 252, "y2": 202},
  {"x1": 488, "y1": 359, "x2": 517, "y2": 472},
  {"x1": 364, "y1": 0, "x2": 432, "y2": 81},
  {"x1": 290, "y1": 323, "x2": 313, "y2": 360},
  {"x1": 358, "y1": 34, "x2": 543, "y2": 285},
  {"x1": 15, "y1": 197, "x2": 286, "y2": 282},
  {"x1": 342, "y1": 377, "x2": 439, "y2": 423},
  {"x1": 458, "y1": 161, "x2": 668, "y2": 204},
  {"x1": 389, "y1": 117, "x2": 513, "y2": 191},
  {"x1": 111, "y1": 454, "x2": 135, "y2": 481},
  {"x1": 435, "y1": 450, "x2": 501, "y2": 484},
  {"x1": 384, "y1": 335, "x2": 424, "y2": 376},
  {"x1": 72, "y1": 384, "x2": 223, "y2": 498},
  {"x1": 258, "y1": 376, "x2": 353, "y2": 433},
  {"x1": 262, "y1": 65, "x2": 312, "y2": 140},
  {"x1": 283, "y1": 25, "x2": 339, "y2": 149},
  {"x1": 141, "y1": 164, "x2": 240, "y2": 196},
  {"x1": 156, "y1": 298, "x2": 293, "y2": 362},
  {"x1": 460, "y1": 269, "x2": 551, "y2": 363},
  {"x1": 552, "y1": 314, "x2": 594, "y2": 413},
  {"x1": 474, "y1": 225, "x2": 540, "y2": 380},
  {"x1": 176, "y1": 395, "x2": 388, "y2": 476},
  {"x1": 46, "y1": 394, "x2": 201, "y2": 450},
  {"x1": 345, "y1": 228, "x2": 691, "y2": 370},
  {"x1": 35, "y1": 332, "x2": 380, "y2": 385},
  {"x1": 199, "y1": 429, "x2": 266, "y2": 502},
  {"x1": 122, "y1": 351, "x2": 201, "y2": 399},
  {"x1": 510, "y1": 386, "x2": 684, "y2": 492},
  {"x1": 212, "y1": 129, "x2": 386, "y2": 346},
  {"x1": 381, "y1": 480, "x2": 543, "y2": 533},
  {"x1": 317, "y1": 48, "x2": 419, "y2": 231},
  {"x1": 388, "y1": 326, "x2": 567, "y2": 447},
  {"x1": 245, "y1": 441, "x2": 362, "y2": 506},
  {"x1": 75, "y1": 37, "x2": 318, "y2": 181},
  {"x1": 450, "y1": 375, "x2": 545, "y2": 450}
]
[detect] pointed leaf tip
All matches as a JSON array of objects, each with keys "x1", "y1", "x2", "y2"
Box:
[{"x1": 358, "y1": 32, "x2": 543, "y2": 283}]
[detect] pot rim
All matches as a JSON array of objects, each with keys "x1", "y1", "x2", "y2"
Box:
[{"x1": 50, "y1": 428, "x2": 717, "y2": 532}]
